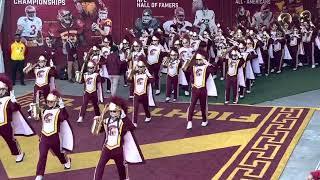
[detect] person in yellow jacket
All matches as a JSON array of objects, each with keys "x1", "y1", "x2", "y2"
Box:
[{"x1": 10, "y1": 34, "x2": 27, "y2": 85}]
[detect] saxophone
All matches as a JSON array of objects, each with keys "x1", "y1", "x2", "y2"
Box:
[{"x1": 91, "y1": 104, "x2": 108, "y2": 135}]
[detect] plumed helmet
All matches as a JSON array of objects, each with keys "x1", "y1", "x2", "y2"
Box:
[
  {"x1": 0, "y1": 75, "x2": 12, "y2": 91},
  {"x1": 38, "y1": 55, "x2": 47, "y2": 62},
  {"x1": 108, "y1": 96, "x2": 128, "y2": 115},
  {"x1": 46, "y1": 90, "x2": 61, "y2": 102},
  {"x1": 87, "y1": 60, "x2": 96, "y2": 68}
]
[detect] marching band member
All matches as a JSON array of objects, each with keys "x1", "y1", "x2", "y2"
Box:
[
  {"x1": 139, "y1": 29, "x2": 151, "y2": 50},
  {"x1": 190, "y1": 28, "x2": 201, "y2": 51},
  {"x1": 314, "y1": 28, "x2": 320, "y2": 66},
  {"x1": 225, "y1": 48, "x2": 245, "y2": 103},
  {"x1": 129, "y1": 60, "x2": 155, "y2": 127},
  {"x1": 301, "y1": 21, "x2": 316, "y2": 68},
  {"x1": 238, "y1": 42, "x2": 248, "y2": 99},
  {"x1": 119, "y1": 38, "x2": 132, "y2": 87},
  {"x1": 249, "y1": 29, "x2": 264, "y2": 76},
  {"x1": 179, "y1": 36, "x2": 194, "y2": 96},
  {"x1": 93, "y1": 96, "x2": 145, "y2": 180},
  {"x1": 77, "y1": 61, "x2": 103, "y2": 123},
  {"x1": 259, "y1": 30, "x2": 272, "y2": 75},
  {"x1": 214, "y1": 29, "x2": 229, "y2": 80},
  {"x1": 184, "y1": 51, "x2": 217, "y2": 130},
  {"x1": 163, "y1": 48, "x2": 182, "y2": 102},
  {"x1": 147, "y1": 33, "x2": 166, "y2": 95},
  {"x1": 244, "y1": 37, "x2": 257, "y2": 93},
  {"x1": 26, "y1": 56, "x2": 57, "y2": 111},
  {"x1": 271, "y1": 29, "x2": 286, "y2": 73},
  {"x1": 286, "y1": 26, "x2": 301, "y2": 70},
  {"x1": 167, "y1": 25, "x2": 181, "y2": 50},
  {"x1": 128, "y1": 40, "x2": 147, "y2": 99},
  {"x1": 35, "y1": 90, "x2": 73, "y2": 180},
  {"x1": 0, "y1": 75, "x2": 34, "y2": 163}
]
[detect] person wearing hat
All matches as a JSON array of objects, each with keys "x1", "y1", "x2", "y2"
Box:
[
  {"x1": 127, "y1": 40, "x2": 148, "y2": 98},
  {"x1": 129, "y1": 60, "x2": 155, "y2": 127},
  {"x1": 35, "y1": 90, "x2": 73, "y2": 180},
  {"x1": 244, "y1": 37, "x2": 257, "y2": 93},
  {"x1": 0, "y1": 75, "x2": 34, "y2": 163},
  {"x1": 301, "y1": 21, "x2": 317, "y2": 68},
  {"x1": 190, "y1": 27, "x2": 201, "y2": 51},
  {"x1": 147, "y1": 33, "x2": 166, "y2": 95},
  {"x1": 224, "y1": 48, "x2": 245, "y2": 104},
  {"x1": 134, "y1": 8, "x2": 160, "y2": 37},
  {"x1": 163, "y1": 48, "x2": 182, "y2": 102},
  {"x1": 259, "y1": 30, "x2": 272, "y2": 75},
  {"x1": 271, "y1": 29, "x2": 286, "y2": 73},
  {"x1": 163, "y1": 7, "x2": 192, "y2": 35},
  {"x1": 314, "y1": 28, "x2": 320, "y2": 67},
  {"x1": 25, "y1": 55, "x2": 57, "y2": 118},
  {"x1": 286, "y1": 26, "x2": 302, "y2": 71},
  {"x1": 93, "y1": 96, "x2": 145, "y2": 180},
  {"x1": 77, "y1": 60, "x2": 103, "y2": 123},
  {"x1": 183, "y1": 51, "x2": 217, "y2": 130},
  {"x1": 179, "y1": 36, "x2": 194, "y2": 96},
  {"x1": 10, "y1": 33, "x2": 27, "y2": 85},
  {"x1": 119, "y1": 38, "x2": 132, "y2": 87}
]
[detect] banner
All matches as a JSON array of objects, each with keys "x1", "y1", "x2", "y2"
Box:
[{"x1": 1, "y1": 0, "x2": 308, "y2": 75}]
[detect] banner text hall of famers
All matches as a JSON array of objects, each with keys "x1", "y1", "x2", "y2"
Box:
[{"x1": 137, "y1": 0, "x2": 179, "y2": 8}]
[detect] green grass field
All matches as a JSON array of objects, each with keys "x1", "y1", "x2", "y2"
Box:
[{"x1": 169, "y1": 66, "x2": 320, "y2": 105}]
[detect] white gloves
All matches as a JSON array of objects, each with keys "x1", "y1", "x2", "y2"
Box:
[
  {"x1": 58, "y1": 98, "x2": 64, "y2": 108},
  {"x1": 145, "y1": 69, "x2": 152, "y2": 78},
  {"x1": 50, "y1": 59, "x2": 54, "y2": 67},
  {"x1": 10, "y1": 90, "x2": 17, "y2": 103}
]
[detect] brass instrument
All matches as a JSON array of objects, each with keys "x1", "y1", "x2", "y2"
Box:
[
  {"x1": 300, "y1": 10, "x2": 311, "y2": 23},
  {"x1": 75, "y1": 52, "x2": 89, "y2": 83},
  {"x1": 29, "y1": 92, "x2": 41, "y2": 120},
  {"x1": 278, "y1": 13, "x2": 292, "y2": 26},
  {"x1": 91, "y1": 104, "x2": 109, "y2": 135},
  {"x1": 23, "y1": 62, "x2": 40, "y2": 74}
]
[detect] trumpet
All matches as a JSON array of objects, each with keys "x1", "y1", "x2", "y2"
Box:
[
  {"x1": 91, "y1": 104, "x2": 108, "y2": 135},
  {"x1": 75, "y1": 52, "x2": 89, "y2": 83},
  {"x1": 23, "y1": 62, "x2": 40, "y2": 74}
]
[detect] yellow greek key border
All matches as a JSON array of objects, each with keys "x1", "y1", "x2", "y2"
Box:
[{"x1": 271, "y1": 108, "x2": 316, "y2": 179}]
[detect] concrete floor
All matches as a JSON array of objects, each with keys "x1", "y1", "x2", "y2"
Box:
[{"x1": 13, "y1": 79, "x2": 320, "y2": 180}]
